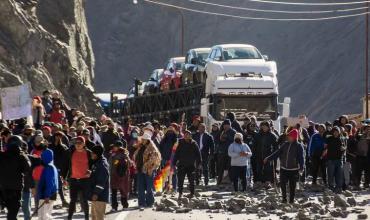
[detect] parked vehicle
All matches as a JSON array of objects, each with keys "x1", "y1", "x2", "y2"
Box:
[
  {"x1": 128, "y1": 81, "x2": 147, "y2": 98},
  {"x1": 160, "y1": 57, "x2": 185, "y2": 91},
  {"x1": 144, "y1": 69, "x2": 164, "y2": 94},
  {"x1": 182, "y1": 48, "x2": 210, "y2": 87}
]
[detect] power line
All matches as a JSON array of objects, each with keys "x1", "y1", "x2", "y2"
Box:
[
  {"x1": 247, "y1": 0, "x2": 370, "y2": 6},
  {"x1": 189, "y1": 0, "x2": 368, "y2": 14},
  {"x1": 144, "y1": 0, "x2": 370, "y2": 21}
]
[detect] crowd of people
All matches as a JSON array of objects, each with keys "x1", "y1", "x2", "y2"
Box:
[{"x1": 0, "y1": 90, "x2": 370, "y2": 220}]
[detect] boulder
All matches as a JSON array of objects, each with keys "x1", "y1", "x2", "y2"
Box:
[
  {"x1": 342, "y1": 190, "x2": 354, "y2": 197},
  {"x1": 347, "y1": 197, "x2": 357, "y2": 206},
  {"x1": 358, "y1": 214, "x2": 368, "y2": 219},
  {"x1": 333, "y1": 194, "x2": 349, "y2": 207},
  {"x1": 161, "y1": 198, "x2": 178, "y2": 207}
]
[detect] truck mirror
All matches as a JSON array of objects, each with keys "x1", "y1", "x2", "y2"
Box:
[{"x1": 263, "y1": 55, "x2": 269, "y2": 60}]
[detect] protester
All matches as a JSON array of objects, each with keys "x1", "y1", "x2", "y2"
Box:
[
  {"x1": 228, "y1": 133, "x2": 252, "y2": 192},
  {"x1": 0, "y1": 136, "x2": 31, "y2": 220},
  {"x1": 67, "y1": 136, "x2": 92, "y2": 220},
  {"x1": 209, "y1": 123, "x2": 220, "y2": 180},
  {"x1": 217, "y1": 119, "x2": 236, "y2": 185},
  {"x1": 41, "y1": 90, "x2": 53, "y2": 115},
  {"x1": 193, "y1": 123, "x2": 215, "y2": 186},
  {"x1": 32, "y1": 96, "x2": 45, "y2": 130},
  {"x1": 173, "y1": 130, "x2": 201, "y2": 199},
  {"x1": 308, "y1": 124, "x2": 327, "y2": 185},
  {"x1": 49, "y1": 131, "x2": 70, "y2": 207},
  {"x1": 101, "y1": 120, "x2": 120, "y2": 158},
  {"x1": 49, "y1": 101, "x2": 66, "y2": 125},
  {"x1": 110, "y1": 141, "x2": 131, "y2": 211},
  {"x1": 253, "y1": 121, "x2": 278, "y2": 187},
  {"x1": 37, "y1": 149, "x2": 58, "y2": 220},
  {"x1": 354, "y1": 125, "x2": 370, "y2": 189},
  {"x1": 264, "y1": 129, "x2": 305, "y2": 203},
  {"x1": 89, "y1": 145, "x2": 110, "y2": 220},
  {"x1": 188, "y1": 115, "x2": 201, "y2": 135},
  {"x1": 323, "y1": 126, "x2": 346, "y2": 193},
  {"x1": 134, "y1": 128, "x2": 161, "y2": 208},
  {"x1": 226, "y1": 112, "x2": 243, "y2": 133}
]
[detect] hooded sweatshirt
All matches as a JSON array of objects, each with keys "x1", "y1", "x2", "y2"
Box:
[
  {"x1": 38, "y1": 149, "x2": 58, "y2": 200},
  {"x1": 228, "y1": 142, "x2": 252, "y2": 166}
]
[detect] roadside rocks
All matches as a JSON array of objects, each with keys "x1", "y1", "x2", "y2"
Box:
[
  {"x1": 333, "y1": 194, "x2": 350, "y2": 208},
  {"x1": 358, "y1": 214, "x2": 369, "y2": 219}
]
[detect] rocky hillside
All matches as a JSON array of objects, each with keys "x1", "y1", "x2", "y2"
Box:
[
  {"x1": 86, "y1": 0, "x2": 365, "y2": 121},
  {"x1": 0, "y1": 0, "x2": 101, "y2": 115}
]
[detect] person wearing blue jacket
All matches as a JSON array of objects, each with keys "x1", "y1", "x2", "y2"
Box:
[
  {"x1": 308, "y1": 124, "x2": 327, "y2": 185},
  {"x1": 89, "y1": 145, "x2": 110, "y2": 220},
  {"x1": 37, "y1": 148, "x2": 58, "y2": 220},
  {"x1": 228, "y1": 133, "x2": 252, "y2": 192},
  {"x1": 264, "y1": 129, "x2": 305, "y2": 204}
]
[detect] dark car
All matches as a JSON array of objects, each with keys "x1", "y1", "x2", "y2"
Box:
[
  {"x1": 144, "y1": 69, "x2": 164, "y2": 94},
  {"x1": 182, "y1": 48, "x2": 210, "y2": 87}
]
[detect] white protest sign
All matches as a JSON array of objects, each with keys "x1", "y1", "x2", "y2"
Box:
[{"x1": 0, "y1": 84, "x2": 32, "y2": 120}]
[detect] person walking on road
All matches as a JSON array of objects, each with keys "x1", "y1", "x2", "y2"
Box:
[
  {"x1": 264, "y1": 129, "x2": 305, "y2": 203},
  {"x1": 173, "y1": 130, "x2": 201, "y2": 200},
  {"x1": 217, "y1": 120, "x2": 236, "y2": 185}
]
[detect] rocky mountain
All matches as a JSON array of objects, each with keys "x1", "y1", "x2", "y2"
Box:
[
  {"x1": 86, "y1": 0, "x2": 365, "y2": 121},
  {"x1": 0, "y1": 0, "x2": 101, "y2": 115}
]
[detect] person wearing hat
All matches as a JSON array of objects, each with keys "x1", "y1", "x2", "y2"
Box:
[
  {"x1": 216, "y1": 119, "x2": 236, "y2": 185},
  {"x1": 308, "y1": 124, "x2": 327, "y2": 185},
  {"x1": 263, "y1": 129, "x2": 304, "y2": 203},
  {"x1": 173, "y1": 130, "x2": 201, "y2": 200},
  {"x1": 109, "y1": 141, "x2": 131, "y2": 211},
  {"x1": 133, "y1": 129, "x2": 161, "y2": 208},
  {"x1": 101, "y1": 120, "x2": 120, "y2": 159},
  {"x1": 89, "y1": 145, "x2": 110, "y2": 220},
  {"x1": 67, "y1": 136, "x2": 93, "y2": 220},
  {"x1": 253, "y1": 120, "x2": 278, "y2": 187},
  {"x1": 189, "y1": 115, "x2": 201, "y2": 135},
  {"x1": 82, "y1": 128, "x2": 96, "y2": 151},
  {"x1": 21, "y1": 124, "x2": 34, "y2": 149},
  {"x1": 322, "y1": 126, "x2": 346, "y2": 193},
  {"x1": 226, "y1": 112, "x2": 243, "y2": 133},
  {"x1": 41, "y1": 126, "x2": 53, "y2": 145},
  {"x1": 193, "y1": 123, "x2": 215, "y2": 186},
  {"x1": 228, "y1": 133, "x2": 252, "y2": 192},
  {"x1": 0, "y1": 136, "x2": 31, "y2": 220},
  {"x1": 49, "y1": 131, "x2": 70, "y2": 207}
]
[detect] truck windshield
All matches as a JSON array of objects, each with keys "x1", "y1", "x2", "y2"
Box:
[
  {"x1": 223, "y1": 47, "x2": 262, "y2": 60},
  {"x1": 212, "y1": 95, "x2": 278, "y2": 121}
]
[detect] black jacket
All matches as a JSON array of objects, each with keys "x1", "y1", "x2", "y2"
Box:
[
  {"x1": 210, "y1": 130, "x2": 220, "y2": 154},
  {"x1": 193, "y1": 132, "x2": 215, "y2": 160},
  {"x1": 325, "y1": 136, "x2": 346, "y2": 160},
  {"x1": 89, "y1": 157, "x2": 110, "y2": 203},
  {"x1": 173, "y1": 139, "x2": 202, "y2": 168},
  {"x1": 0, "y1": 148, "x2": 31, "y2": 190},
  {"x1": 253, "y1": 131, "x2": 278, "y2": 162},
  {"x1": 267, "y1": 141, "x2": 305, "y2": 171},
  {"x1": 218, "y1": 128, "x2": 236, "y2": 155},
  {"x1": 49, "y1": 143, "x2": 70, "y2": 178},
  {"x1": 101, "y1": 129, "x2": 120, "y2": 156},
  {"x1": 159, "y1": 132, "x2": 177, "y2": 161}
]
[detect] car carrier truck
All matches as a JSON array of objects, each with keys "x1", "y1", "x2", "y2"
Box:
[{"x1": 113, "y1": 44, "x2": 290, "y2": 131}]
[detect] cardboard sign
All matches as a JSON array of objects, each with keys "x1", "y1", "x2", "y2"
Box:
[
  {"x1": 286, "y1": 116, "x2": 309, "y2": 128},
  {"x1": 0, "y1": 84, "x2": 32, "y2": 120}
]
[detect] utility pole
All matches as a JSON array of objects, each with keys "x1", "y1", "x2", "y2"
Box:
[{"x1": 366, "y1": 1, "x2": 369, "y2": 119}]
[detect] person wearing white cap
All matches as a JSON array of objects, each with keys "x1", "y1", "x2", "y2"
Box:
[
  {"x1": 133, "y1": 128, "x2": 161, "y2": 208},
  {"x1": 228, "y1": 133, "x2": 252, "y2": 192}
]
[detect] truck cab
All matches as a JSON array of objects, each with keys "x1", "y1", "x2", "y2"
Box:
[{"x1": 203, "y1": 44, "x2": 281, "y2": 130}]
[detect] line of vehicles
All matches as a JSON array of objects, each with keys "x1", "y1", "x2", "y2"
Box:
[{"x1": 120, "y1": 43, "x2": 290, "y2": 130}]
